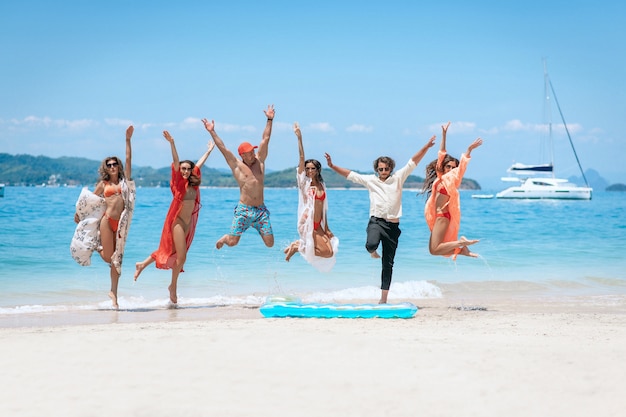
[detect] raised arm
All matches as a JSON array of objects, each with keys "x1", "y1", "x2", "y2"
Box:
[
  {"x1": 411, "y1": 135, "x2": 437, "y2": 165},
  {"x1": 125, "y1": 125, "x2": 134, "y2": 179},
  {"x1": 440, "y1": 121, "x2": 450, "y2": 153},
  {"x1": 196, "y1": 140, "x2": 215, "y2": 170},
  {"x1": 294, "y1": 122, "x2": 305, "y2": 174},
  {"x1": 465, "y1": 138, "x2": 483, "y2": 158},
  {"x1": 257, "y1": 104, "x2": 275, "y2": 163},
  {"x1": 163, "y1": 130, "x2": 179, "y2": 169},
  {"x1": 324, "y1": 153, "x2": 351, "y2": 178},
  {"x1": 202, "y1": 118, "x2": 239, "y2": 170}
]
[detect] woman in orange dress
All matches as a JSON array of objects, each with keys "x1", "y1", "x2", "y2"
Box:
[
  {"x1": 134, "y1": 131, "x2": 214, "y2": 304},
  {"x1": 422, "y1": 122, "x2": 482, "y2": 259}
]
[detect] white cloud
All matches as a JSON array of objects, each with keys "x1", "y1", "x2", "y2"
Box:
[
  {"x1": 345, "y1": 124, "x2": 373, "y2": 133},
  {"x1": 104, "y1": 118, "x2": 132, "y2": 127},
  {"x1": 307, "y1": 122, "x2": 334, "y2": 133},
  {"x1": 6, "y1": 115, "x2": 98, "y2": 130},
  {"x1": 217, "y1": 123, "x2": 256, "y2": 133}
]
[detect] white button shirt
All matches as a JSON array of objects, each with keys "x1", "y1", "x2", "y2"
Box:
[{"x1": 346, "y1": 159, "x2": 416, "y2": 221}]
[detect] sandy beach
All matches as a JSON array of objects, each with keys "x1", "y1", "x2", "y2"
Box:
[{"x1": 1, "y1": 294, "x2": 625, "y2": 417}]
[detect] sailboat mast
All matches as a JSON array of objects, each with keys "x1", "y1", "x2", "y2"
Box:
[
  {"x1": 542, "y1": 60, "x2": 555, "y2": 178},
  {"x1": 544, "y1": 64, "x2": 591, "y2": 187}
]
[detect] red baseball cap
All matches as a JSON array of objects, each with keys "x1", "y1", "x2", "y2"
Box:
[{"x1": 238, "y1": 142, "x2": 258, "y2": 155}]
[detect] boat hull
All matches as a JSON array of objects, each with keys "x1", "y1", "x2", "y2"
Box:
[{"x1": 496, "y1": 178, "x2": 592, "y2": 200}]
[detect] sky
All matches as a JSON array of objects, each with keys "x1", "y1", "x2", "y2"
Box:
[{"x1": 1, "y1": 0, "x2": 625, "y2": 189}]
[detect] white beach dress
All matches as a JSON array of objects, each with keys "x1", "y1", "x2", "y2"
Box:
[
  {"x1": 295, "y1": 170, "x2": 339, "y2": 273},
  {"x1": 70, "y1": 180, "x2": 136, "y2": 274}
]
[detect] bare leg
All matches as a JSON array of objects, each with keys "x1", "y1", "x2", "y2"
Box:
[
  {"x1": 216, "y1": 234, "x2": 241, "y2": 249},
  {"x1": 109, "y1": 266, "x2": 120, "y2": 310},
  {"x1": 169, "y1": 220, "x2": 189, "y2": 305},
  {"x1": 284, "y1": 241, "x2": 299, "y2": 261},
  {"x1": 99, "y1": 217, "x2": 119, "y2": 309},
  {"x1": 429, "y1": 218, "x2": 479, "y2": 257},
  {"x1": 261, "y1": 234, "x2": 275, "y2": 248},
  {"x1": 134, "y1": 256, "x2": 155, "y2": 281},
  {"x1": 379, "y1": 289, "x2": 389, "y2": 304}
]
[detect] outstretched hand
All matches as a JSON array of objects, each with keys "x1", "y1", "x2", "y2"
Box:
[
  {"x1": 163, "y1": 130, "x2": 174, "y2": 143},
  {"x1": 324, "y1": 152, "x2": 333, "y2": 168},
  {"x1": 126, "y1": 125, "x2": 134, "y2": 141},
  {"x1": 293, "y1": 122, "x2": 301, "y2": 138},
  {"x1": 469, "y1": 138, "x2": 483, "y2": 151},
  {"x1": 264, "y1": 104, "x2": 276, "y2": 120},
  {"x1": 442, "y1": 121, "x2": 451, "y2": 134},
  {"x1": 202, "y1": 118, "x2": 215, "y2": 132},
  {"x1": 466, "y1": 137, "x2": 483, "y2": 157},
  {"x1": 207, "y1": 140, "x2": 215, "y2": 153}
]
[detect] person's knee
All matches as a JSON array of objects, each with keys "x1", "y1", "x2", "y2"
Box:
[
  {"x1": 365, "y1": 241, "x2": 379, "y2": 253},
  {"x1": 263, "y1": 235, "x2": 274, "y2": 247}
]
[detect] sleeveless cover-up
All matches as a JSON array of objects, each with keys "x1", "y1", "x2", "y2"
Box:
[
  {"x1": 70, "y1": 178, "x2": 136, "y2": 274},
  {"x1": 295, "y1": 169, "x2": 339, "y2": 273},
  {"x1": 150, "y1": 163, "x2": 201, "y2": 271},
  {"x1": 424, "y1": 150, "x2": 471, "y2": 256}
]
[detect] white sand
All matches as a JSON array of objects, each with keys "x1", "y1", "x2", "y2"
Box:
[{"x1": 1, "y1": 296, "x2": 625, "y2": 417}]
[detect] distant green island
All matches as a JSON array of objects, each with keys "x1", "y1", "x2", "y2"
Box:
[{"x1": 0, "y1": 153, "x2": 482, "y2": 190}]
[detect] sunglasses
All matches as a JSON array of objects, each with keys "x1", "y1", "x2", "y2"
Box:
[
  {"x1": 106, "y1": 162, "x2": 119, "y2": 168},
  {"x1": 180, "y1": 167, "x2": 192, "y2": 172},
  {"x1": 305, "y1": 167, "x2": 318, "y2": 171},
  {"x1": 377, "y1": 167, "x2": 390, "y2": 172}
]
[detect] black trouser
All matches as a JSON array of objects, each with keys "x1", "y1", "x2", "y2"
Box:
[{"x1": 366, "y1": 216, "x2": 401, "y2": 291}]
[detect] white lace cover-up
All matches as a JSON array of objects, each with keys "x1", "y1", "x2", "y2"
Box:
[{"x1": 295, "y1": 170, "x2": 339, "y2": 273}]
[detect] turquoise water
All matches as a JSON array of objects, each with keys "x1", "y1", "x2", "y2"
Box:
[{"x1": 0, "y1": 186, "x2": 625, "y2": 314}]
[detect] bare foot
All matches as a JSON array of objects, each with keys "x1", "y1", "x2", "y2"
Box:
[
  {"x1": 459, "y1": 236, "x2": 479, "y2": 246},
  {"x1": 284, "y1": 242, "x2": 299, "y2": 262},
  {"x1": 109, "y1": 291, "x2": 119, "y2": 310},
  {"x1": 168, "y1": 284, "x2": 177, "y2": 304},
  {"x1": 458, "y1": 245, "x2": 479, "y2": 258},
  {"x1": 134, "y1": 262, "x2": 146, "y2": 281},
  {"x1": 370, "y1": 251, "x2": 381, "y2": 259}
]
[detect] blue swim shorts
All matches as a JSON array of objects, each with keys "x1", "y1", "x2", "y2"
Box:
[{"x1": 229, "y1": 202, "x2": 273, "y2": 236}]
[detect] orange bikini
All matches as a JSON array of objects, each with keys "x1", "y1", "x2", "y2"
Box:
[
  {"x1": 102, "y1": 182, "x2": 121, "y2": 231},
  {"x1": 104, "y1": 214, "x2": 119, "y2": 232},
  {"x1": 103, "y1": 181, "x2": 121, "y2": 197}
]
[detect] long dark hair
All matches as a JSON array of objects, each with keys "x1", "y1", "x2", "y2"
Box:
[
  {"x1": 180, "y1": 160, "x2": 201, "y2": 187},
  {"x1": 420, "y1": 154, "x2": 459, "y2": 197},
  {"x1": 305, "y1": 159, "x2": 324, "y2": 185},
  {"x1": 98, "y1": 156, "x2": 124, "y2": 182}
]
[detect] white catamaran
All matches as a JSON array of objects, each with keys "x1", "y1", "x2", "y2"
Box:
[{"x1": 496, "y1": 62, "x2": 592, "y2": 200}]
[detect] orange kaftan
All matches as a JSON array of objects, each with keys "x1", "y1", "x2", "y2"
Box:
[
  {"x1": 424, "y1": 150, "x2": 471, "y2": 252},
  {"x1": 151, "y1": 164, "x2": 201, "y2": 270}
]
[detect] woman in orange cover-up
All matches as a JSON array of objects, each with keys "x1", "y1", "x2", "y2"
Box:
[
  {"x1": 134, "y1": 131, "x2": 214, "y2": 304},
  {"x1": 421, "y1": 122, "x2": 482, "y2": 259}
]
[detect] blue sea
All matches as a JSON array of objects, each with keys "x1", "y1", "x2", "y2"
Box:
[{"x1": 1, "y1": 186, "x2": 625, "y2": 318}]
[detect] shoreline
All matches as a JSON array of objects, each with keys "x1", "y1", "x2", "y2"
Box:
[{"x1": 3, "y1": 291, "x2": 625, "y2": 329}]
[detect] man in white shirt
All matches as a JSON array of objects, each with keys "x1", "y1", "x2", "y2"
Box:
[{"x1": 325, "y1": 135, "x2": 435, "y2": 303}]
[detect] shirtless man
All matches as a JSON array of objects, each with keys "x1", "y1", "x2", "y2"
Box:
[{"x1": 202, "y1": 104, "x2": 276, "y2": 249}]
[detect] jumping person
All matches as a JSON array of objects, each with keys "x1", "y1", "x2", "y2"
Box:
[
  {"x1": 325, "y1": 135, "x2": 435, "y2": 303},
  {"x1": 201, "y1": 105, "x2": 276, "y2": 249}
]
